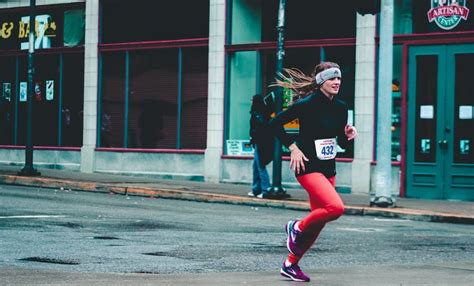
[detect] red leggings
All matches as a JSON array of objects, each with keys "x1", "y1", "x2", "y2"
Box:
[{"x1": 287, "y1": 172, "x2": 345, "y2": 265}]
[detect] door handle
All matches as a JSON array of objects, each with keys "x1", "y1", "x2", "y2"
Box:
[{"x1": 438, "y1": 139, "x2": 448, "y2": 150}]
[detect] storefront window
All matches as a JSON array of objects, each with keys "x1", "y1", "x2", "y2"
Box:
[
  {"x1": 0, "y1": 4, "x2": 85, "y2": 148},
  {"x1": 227, "y1": 1, "x2": 356, "y2": 157},
  {"x1": 99, "y1": 0, "x2": 209, "y2": 150},
  {"x1": 100, "y1": 47, "x2": 208, "y2": 149}
]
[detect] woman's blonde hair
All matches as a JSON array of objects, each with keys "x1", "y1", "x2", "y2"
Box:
[{"x1": 274, "y1": 61, "x2": 340, "y2": 101}]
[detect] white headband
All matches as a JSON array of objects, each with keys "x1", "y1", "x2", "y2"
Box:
[{"x1": 315, "y1": 67, "x2": 341, "y2": 85}]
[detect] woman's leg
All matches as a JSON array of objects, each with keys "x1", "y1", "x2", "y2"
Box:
[
  {"x1": 287, "y1": 173, "x2": 342, "y2": 264},
  {"x1": 298, "y1": 173, "x2": 343, "y2": 230}
]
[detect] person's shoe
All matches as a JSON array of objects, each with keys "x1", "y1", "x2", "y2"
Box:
[
  {"x1": 256, "y1": 192, "x2": 273, "y2": 199},
  {"x1": 274, "y1": 191, "x2": 291, "y2": 199},
  {"x1": 248, "y1": 191, "x2": 257, "y2": 197},
  {"x1": 280, "y1": 263, "x2": 310, "y2": 282},
  {"x1": 285, "y1": 220, "x2": 303, "y2": 256}
]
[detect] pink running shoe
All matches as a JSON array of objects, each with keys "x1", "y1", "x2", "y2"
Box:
[{"x1": 280, "y1": 263, "x2": 310, "y2": 282}]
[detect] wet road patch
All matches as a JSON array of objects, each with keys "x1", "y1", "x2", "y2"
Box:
[
  {"x1": 19, "y1": 257, "x2": 80, "y2": 265},
  {"x1": 93, "y1": 236, "x2": 120, "y2": 240}
]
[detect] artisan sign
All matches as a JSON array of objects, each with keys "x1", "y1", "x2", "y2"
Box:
[{"x1": 428, "y1": 0, "x2": 470, "y2": 30}]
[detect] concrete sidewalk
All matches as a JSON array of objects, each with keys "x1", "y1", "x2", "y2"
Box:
[{"x1": 0, "y1": 165, "x2": 472, "y2": 224}]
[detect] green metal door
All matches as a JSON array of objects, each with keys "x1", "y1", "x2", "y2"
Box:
[{"x1": 407, "y1": 45, "x2": 474, "y2": 201}]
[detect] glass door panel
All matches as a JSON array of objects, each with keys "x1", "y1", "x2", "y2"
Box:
[
  {"x1": 414, "y1": 56, "x2": 438, "y2": 163},
  {"x1": 453, "y1": 54, "x2": 474, "y2": 164},
  {"x1": 407, "y1": 46, "x2": 446, "y2": 199}
]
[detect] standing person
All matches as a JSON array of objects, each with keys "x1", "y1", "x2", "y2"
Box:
[
  {"x1": 269, "y1": 62, "x2": 358, "y2": 282},
  {"x1": 248, "y1": 94, "x2": 274, "y2": 198}
]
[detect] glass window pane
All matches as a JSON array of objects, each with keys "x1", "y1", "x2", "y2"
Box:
[
  {"x1": 17, "y1": 56, "x2": 28, "y2": 146},
  {"x1": 283, "y1": 1, "x2": 356, "y2": 41},
  {"x1": 62, "y1": 53, "x2": 84, "y2": 147},
  {"x1": 227, "y1": 51, "x2": 259, "y2": 142},
  {"x1": 230, "y1": 0, "x2": 264, "y2": 44},
  {"x1": 101, "y1": 0, "x2": 209, "y2": 43},
  {"x1": 101, "y1": 52, "x2": 125, "y2": 148},
  {"x1": 34, "y1": 54, "x2": 60, "y2": 146},
  {"x1": 414, "y1": 55, "x2": 438, "y2": 163},
  {"x1": 394, "y1": 0, "x2": 413, "y2": 34},
  {"x1": 129, "y1": 49, "x2": 178, "y2": 149},
  {"x1": 230, "y1": 0, "x2": 356, "y2": 44},
  {"x1": 392, "y1": 45, "x2": 403, "y2": 161},
  {"x1": 454, "y1": 53, "x2": 474, "y2": 164},
  {"x1": 181, "y1": 47, "x2": 208, "y2": 149},
  {"x1": 0, "y1": 56, "x2": 16, "y2": 145}
]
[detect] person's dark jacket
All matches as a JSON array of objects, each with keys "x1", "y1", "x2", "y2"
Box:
[
  {"x1": 250, "y1": 94, "x2": 274, "y2": 167},
  {"x1": 269, "y1": 90, "x2": 349, "y2": 178}
]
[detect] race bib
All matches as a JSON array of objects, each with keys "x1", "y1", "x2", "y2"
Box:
[{"x1": 314, "y1": 138, "x2": 337, "y2": 160}]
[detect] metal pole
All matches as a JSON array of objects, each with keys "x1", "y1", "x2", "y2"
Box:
[
  {"x1": 19, "y1": 0, "x2": 40, "y2": 176},
  {"x1": 271, "y1": 0, "x2": 287, "y2": 197},
  {"x1": 371, "y1": 0, "x2": 393, "y2": 207}
]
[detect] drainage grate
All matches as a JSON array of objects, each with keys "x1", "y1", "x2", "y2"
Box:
[{"x1": 19, "y1": 257, "x2": 80, "y2": 265}]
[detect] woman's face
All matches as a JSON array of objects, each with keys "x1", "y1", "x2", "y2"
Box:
[{"x1": 320, "y1": 77, "x2": 341, "y2": 98}]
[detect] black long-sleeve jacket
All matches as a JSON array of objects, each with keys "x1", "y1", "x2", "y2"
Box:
[{"x1": 269, "y1": 90, "x2": 349, "y2": 178}]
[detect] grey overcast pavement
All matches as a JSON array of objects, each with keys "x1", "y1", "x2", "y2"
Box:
[
  {"x1": 0, "y1": 164, "x2": 472, "y2": 224},
  {"x1": 1, "y1": 184, "x2": 473, "y2": 286},
  {"x1": 2, "y1": 264, "x2": 474, "y2": 286}
]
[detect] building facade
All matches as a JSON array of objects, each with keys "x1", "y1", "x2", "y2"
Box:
[{"x1": 0, "y1": 0, "x2": 473, "y2": 201}]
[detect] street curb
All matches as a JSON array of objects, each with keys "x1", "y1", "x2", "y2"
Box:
[{"x1": 1, "y1": 175, "x2": 473, "y2": 224}]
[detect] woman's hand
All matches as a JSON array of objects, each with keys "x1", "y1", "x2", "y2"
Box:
[
  {"x1": 345, "y1": 124, "x2": 358, "y2": 141},
  {"x1": 289, "y1": 143, "x2": 309, "y2": 174}
]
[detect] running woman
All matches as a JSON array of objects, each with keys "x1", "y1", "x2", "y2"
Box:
[{"x1": 269, "y1": 61, "x2": 357, "y2": 282}]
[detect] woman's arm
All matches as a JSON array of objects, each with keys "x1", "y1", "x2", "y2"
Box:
[
  {"x1": 338, "y1": 106, "x2": 357, "y2": 149},
  {"x1": 288, "y1": 142, "x2": 309, "y2": 174},
  {"x1": 268, "y1": 103, "x2": 300, "y2": 147}
]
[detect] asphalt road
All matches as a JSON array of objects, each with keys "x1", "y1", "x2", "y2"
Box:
[{"x1": 1, "y1": 185, "x2": 473, "y2": 285}]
